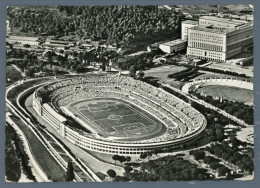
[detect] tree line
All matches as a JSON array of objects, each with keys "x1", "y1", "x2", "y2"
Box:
[{"x1": 190, "y1": 91, "x2": 254, "y2": 125}]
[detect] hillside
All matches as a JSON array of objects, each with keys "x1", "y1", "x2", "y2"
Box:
[{"x1": 7, "y1": 6, "x2": 184, "y2": 50}]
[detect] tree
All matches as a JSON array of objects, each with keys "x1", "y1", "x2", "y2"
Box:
[
  {"x1": 137, "y1": 70, "x2": 145, "y2": 80},
  {"x1": 129, "y1": 65, "x2": 136, "y2": 77},
  {"x1": 209, "y1": 162, "x2": 220, "y2": 170},
  {"x1": 107, "y1": 169, "x2": 116, "y2": 180},
  {"x1": 124, "y1": 166, "x2": 133, "y2": 175},
  {"x1": 126, "y1": 156, "x2": 131, "y2": 163},
  {"x1": 203, "y1": 156, "x2": 214, "y2": 164},
  {"x1": 65, "y1": 160, "x2": 75, "y2": 181},
  {"x1": 153, "y1": 148, "x2": 162, "y2": 156},
  {"x1": 140, "y1": 163, "x2": 146, "y2": 173},
  {"x1": 140, "y1": 153, "x2": 147, "y2": 160},
  {"x1": 53, "y1": 68, "x2": 58, "y2": 76},
  {"x1": 118, "y1": 156, "x2": 126, "y2": 165},
  {"x1": 112, "y1": 155, "x2": 119, "y2": 165},
  {"x1": 217, "y1": 166, "x2": 230, "y2": 177}
]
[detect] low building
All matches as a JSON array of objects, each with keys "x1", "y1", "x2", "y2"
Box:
[
  {"x1": 7, "y1": 35, "x2": 40, "y2": 46},
  {"x1": 159, "y1": 39, "x2": 187, "y2": 54},
  {"x1": 44, "y1": 38, "x2": 75, "y2": 47}
]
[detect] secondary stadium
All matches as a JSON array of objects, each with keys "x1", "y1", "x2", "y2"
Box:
[{"x1": 32, "y1": 75, "x2": 207, "y2": 155}]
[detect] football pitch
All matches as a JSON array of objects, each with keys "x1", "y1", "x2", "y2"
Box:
[{"x1": 66, "y1": 98, "x2": 166, "y2": 141}]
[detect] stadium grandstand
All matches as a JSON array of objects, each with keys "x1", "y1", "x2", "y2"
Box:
[{"x1": 32, "y1": 75, "x2": 207, "y2": 155}]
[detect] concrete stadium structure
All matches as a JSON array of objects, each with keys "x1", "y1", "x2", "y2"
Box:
[
  {"x1": 182, "y1": 77, "x2": 253, "y2": 94},
  {"x1": 32, "y1": 75, "x2": 207, "y2": 155}
]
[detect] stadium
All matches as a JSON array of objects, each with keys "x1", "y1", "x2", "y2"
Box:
[
  {"x1": 182, "y1": 77, "x2": 253, "y2": 104},
  {"x1": 32, "y1": 75, "x2": 207, "y2": 155}
]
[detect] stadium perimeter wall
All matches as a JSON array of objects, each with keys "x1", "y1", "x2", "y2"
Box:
[
  {"x1": 182, "y1": 77, "x2": 253, "y2": 93},
  {"x1": 32, "y1": 82, "x2": 207, "y2": 156}
]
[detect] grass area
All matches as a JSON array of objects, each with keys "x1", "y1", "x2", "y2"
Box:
[
  {"x1": 6, "y1": 65, "x2": 23, "y2": 85},
  {"x1": 50, "y1": 142, "x2": 66, "y2": 153},
  {"x1": 59, "y1": 153, "x2": 71, "y2": 162},
  {"x1": 144, "y1": 65, "x2": 187, "y2": 82},
  {"x1": 38, "y1": 129, "x2": 55, "y2": 142},
  {"x1": 5, "y1": 124, "x2": 22, "y2": 182},
  {"x1": 10, "y1": 116, "x2": 66, "y2": 182},
  {"x1": 196, "y1": 85, "x2": 253, "y2": 103},
  {"x1": 68, "y1": 98, "x2": 165, "y2": 141}
]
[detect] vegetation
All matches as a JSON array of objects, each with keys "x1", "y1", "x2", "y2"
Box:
[
  {"x1": 189, "y1": 91, "x2": 254, "y2": 125},
  {"x1": 65, "y1": 160, "x2": 75, "y2": 181},
  {"x1": 8, "y1": 6, "x2": 184, "y2": 50},
  {"x1": 168, "y1": 67, "x2": 199, "y2": 81},
  {"x1": 112, "y1": 155, "x2": 131, "y2": 165},
  {"x1": 116, "y1": 51, "x2": 161, "y2": 71},
  {"x1": 205, "y1": 142, "x2": 254, "y2": 173},
  {"x1": 116, "y1": 155, "x2": 213, "y2": 181},
  {"x1": 5, "y1": 124, "x2": 27, "y2": 182},
  {"x1": 107, "y1": 169, "x2": 116, "y2": 180},
  {"x1": 6, "y1": 65, "x2": 23, "y2": 85}
]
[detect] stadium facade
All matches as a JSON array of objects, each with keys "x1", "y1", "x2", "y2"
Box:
[
  {"x1": 182, "y1": 16, "x2": 253, "y2": 62},
  {"x1": 32, "y1": 75, "x2": 207, "y2": 155}
]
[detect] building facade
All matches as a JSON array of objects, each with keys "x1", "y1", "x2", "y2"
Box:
[
  {"x1": 181, "y1": 20, "x2": 198, "y2": 40},
  {"x1": 186, "y1": 16, "x2": 253, "y2": 62}
]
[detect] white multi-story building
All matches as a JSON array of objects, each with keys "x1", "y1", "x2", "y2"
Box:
[
  {"x1": 198, "y1": 16, "x2": 250, "y2": 30},
  {"x1": 159, "y1": 39, "x2": 187, "y2": 54},
  {"x1": 185, "y1": 16, "x2": 253, "y2": 62}
]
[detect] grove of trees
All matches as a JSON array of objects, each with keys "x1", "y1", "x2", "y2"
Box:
[{"x1": 8, "y1": 6, "x2": 185, "y2": 49}]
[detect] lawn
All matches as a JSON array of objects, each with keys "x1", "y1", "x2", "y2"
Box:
[
  {"x1": 144, "y1": 65, "x2": 187, "y2": 82},
  {"x1": 196, "y1": 85, "x2": 253, "y2": 104},
  {"x1": 68, "y1": 98, "x2": 165, "y2": 141}
]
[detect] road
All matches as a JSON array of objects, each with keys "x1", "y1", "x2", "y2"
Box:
[
  {"x1": 11, "y1": 64, "x2": 25, "y2": 77},
  {"x1": 6, "y1": 112, "x2": 50, "y2": 182},
  {"x1": 6, "y1": 93, "x2": 97, "y2": 182}
]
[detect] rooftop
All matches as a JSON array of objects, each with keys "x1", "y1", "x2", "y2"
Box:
[
  {"x1": 190, "y1": 25, "x2": 235, "y2": 34},
  {"x1": 160, "y1": 39, "x2": 187, "y2": 46},
  {"x1": 9, "y1": 35, "x2": 39, "y2": 41},
  {"x1": 182, "y1": 20, "x2": 198, "y2": 25},
  {"x1": 199, "y1": 16, "x2": 249, "y2": 26},
  {"x1": 46, "y1": 38, "x2": 73, "y2": 44}
]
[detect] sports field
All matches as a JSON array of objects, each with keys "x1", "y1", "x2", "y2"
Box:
[
  {"x1": 66, "y1": 98, "x2": 166, "y2": 141},
  {"x1": 196, "y1": 85, "x2": 253, "y2": 104}
]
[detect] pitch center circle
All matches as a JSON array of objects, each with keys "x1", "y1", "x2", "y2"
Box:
[{"x1": 108, "y1": 114, "x2": 122, "y2": 120}]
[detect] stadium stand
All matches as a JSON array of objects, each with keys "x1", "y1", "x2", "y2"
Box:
[{"x1": 33, "y1": 75, "x2": 207, "y2": 155}]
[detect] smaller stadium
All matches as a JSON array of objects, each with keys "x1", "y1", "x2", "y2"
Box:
[{"x1": 182, "y1": 77, "x2": 253, "y2": 105}]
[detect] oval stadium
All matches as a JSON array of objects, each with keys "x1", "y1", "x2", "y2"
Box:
[{"x1": 32, "y1": 75, "x2": 207, "y2": 155}]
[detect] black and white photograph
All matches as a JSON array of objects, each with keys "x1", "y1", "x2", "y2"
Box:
[{"x1": 5, "y1": 4, "x2": 254, "y2": 182}]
